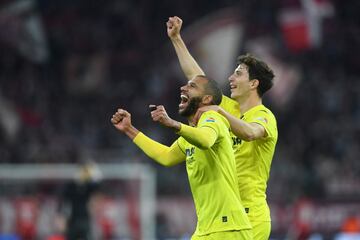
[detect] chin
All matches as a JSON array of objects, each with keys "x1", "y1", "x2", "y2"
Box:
[
  {"x1": 178, "y1": 110, "x2": 186, "y2": 117},
  {"x1": 179, "y1": 108, "x2": 192, "y2": 117}
]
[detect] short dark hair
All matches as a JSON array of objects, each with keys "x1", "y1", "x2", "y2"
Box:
[
  {"x1": 196, "y1": 75, "x2": 223, "y2": 105},
  {"x1": 237, "y1": 53, "x2": 275, "y2": 97}
]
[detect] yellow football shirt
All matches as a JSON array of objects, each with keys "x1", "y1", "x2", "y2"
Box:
[
  {"x1": 177, "y1": 110, "x2": 251, "y2": 236},
  {"x1": 228, "y1": 105, "x2": 278, "y2": 222},
  {"x1": 220, "y1": 95, "x2": 241, "y2": 119}
]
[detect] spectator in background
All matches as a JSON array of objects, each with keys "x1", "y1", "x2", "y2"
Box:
[
  {"x1": 335, "y1": 214, "x2": 360, "y2": 240},
  {"x1": 59, "y1": 161, "x2": 102, "y2": 240}
]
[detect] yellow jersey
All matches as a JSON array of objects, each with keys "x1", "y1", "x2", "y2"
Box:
[
  {"x1": 219, "y1": 95, "x2": 241, "y2": 119},
  {"x1": 177, "y1": 110, "x2": 251, "y2": 236},
  {"x1": 228, "y1": 104, "x2": 278, "y2": 222}
]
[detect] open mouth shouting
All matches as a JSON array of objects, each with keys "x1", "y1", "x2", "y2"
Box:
[{"x1": 179, "y1": 93, "x2": 189, "y2": 110}]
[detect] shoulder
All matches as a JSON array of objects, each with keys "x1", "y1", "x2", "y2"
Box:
[
  {"x1": 257, "y1": 105, "x2": 277, "y2": 123},
  {"x1": 248, "y1": 105, "x2": 276, "y2": 120},
  {"x1": 219, "y1": 95, "x2": 241, "y2": 118},
  {"x1": 199, "y1": 110, "x2": 229, "y2": 128},
  {"x1": 250, "y1": 105, "x2": 278, "y2": 138},
  {"x1": 220, "y1": 95, "x2": 237, "y2": 105}
]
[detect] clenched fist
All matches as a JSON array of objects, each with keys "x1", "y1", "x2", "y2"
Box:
[
  {"x1": 149, "y1": 105, "x2": 181, "y2": 131},
  {"x1": 166, "y1": 16, "x2": 183, "y2": 40},
  {"x1": 111, "y1": 108, "x2": 132, "y2": 132}
]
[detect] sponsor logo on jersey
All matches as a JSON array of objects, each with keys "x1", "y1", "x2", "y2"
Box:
[
  {"x1": 185, "y1": 147, "x2": 195, "y2": 156},
  {"x1": 232, "y1": 136, "x2": 242, "y2": 146},
  {"x1": 185, "y1": 147, "x2": 196, "y2": 164}
]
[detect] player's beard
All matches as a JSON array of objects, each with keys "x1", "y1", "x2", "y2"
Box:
[{"x1": 179, "y1": 96, "x2": 202, "y2": 117}]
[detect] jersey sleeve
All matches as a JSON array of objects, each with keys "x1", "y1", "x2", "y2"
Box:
[
  {"x1": 176, "y1": 136, "x2": 187, "y2": 153},
  {"x1": 197, "y1": 110, "x2": 229, "y2": 133},
  {"x1": 249, "y1": 110, "x2": 277, "y2": 139},
  {"x1": 133, "y1": 132, "x2": 185, "y2": 166},
  {"x1": 177, "y1": 111, "x2": 227, "y2": 149}
]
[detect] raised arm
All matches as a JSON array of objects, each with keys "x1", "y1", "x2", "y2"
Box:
[
  {"x1": 167, "y1": 16, "x2": 204, "y2": 80},
  {"x1": 111, "y1": 109, "x2": 185, "y2": 167}
]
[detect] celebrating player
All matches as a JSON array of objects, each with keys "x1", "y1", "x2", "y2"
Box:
[
  {"x1": 111, "y1": 75, "x2": 252, "y2": 240},
  {"x1": 167, "y1": 16, "x2": 278, "y2": 240}
]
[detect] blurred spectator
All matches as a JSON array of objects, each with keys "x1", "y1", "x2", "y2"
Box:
[
  {"x1": 341, "y1": 214, "x2": 360, "y2": 233},
  {"x1": 59, "y1": 161, "x2": 102, "y2": 240},
  {"x1": 334, "y1": 214, "x2": 360, "y2": 240}
]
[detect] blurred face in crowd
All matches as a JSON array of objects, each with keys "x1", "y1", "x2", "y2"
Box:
[
  {"x1": 77, "y1": 163, "x2": 96, "y2": 182},
  {"x1": 78, "y1": 165, "x2": 92, "y2": 182}
]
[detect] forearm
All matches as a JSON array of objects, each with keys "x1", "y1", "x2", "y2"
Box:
[
  {"x1": 171, "y1": 36, "x2": 205, "y2": 80},
  {"x1": 123, "y1": 125, "x2": 140, "y2": 140},
  {"x1": 133, "y1": 132, "x2": 184, "y2": 166},
  {"x1": 165, "y1": 118, "x2": 182, "y2": 132},
  {"x1": 219, "y1": 109, "x2": 264, "y2": 141},
  {"x1": 177, "y1": 124, "x2": 217, "y2": 149}
]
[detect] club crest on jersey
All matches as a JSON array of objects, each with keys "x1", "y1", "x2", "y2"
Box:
[{"x1": 205, "y1": 117, "x2": 215, "y2": 123}]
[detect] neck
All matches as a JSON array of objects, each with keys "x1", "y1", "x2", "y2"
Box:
[{"x1": 237, "y1": 94, "x2": 262, "y2": 114}]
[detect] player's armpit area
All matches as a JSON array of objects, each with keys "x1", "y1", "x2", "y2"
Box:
[{"x1": 133, "y1": 132, "x2": 185, "y2": 166}]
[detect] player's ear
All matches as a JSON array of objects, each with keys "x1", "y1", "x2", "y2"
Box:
[
  {"x1": 202, "y1": 95, "x2": 213, "y2": 105},
  {"x1": 250, "y1": 79, "x2": 259, "y2": 89}
]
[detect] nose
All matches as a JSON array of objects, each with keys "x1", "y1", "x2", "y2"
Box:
[{"x1": 180, "y1": 85, "x2": 187, "y2": 91}]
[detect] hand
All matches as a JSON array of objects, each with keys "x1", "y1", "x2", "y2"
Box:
[
  {"x1": 193, "y1": 105, "x2": 221, "y2": 125},
  {"x1": 111, "y1": 108, "x2": 132, "y2": 132},
  {"x1": 149, "y1": 105, "x2": 180, "y2": 130},
  {"x1": 166, "y1": 16, "x2": 183, "y2": 40}
]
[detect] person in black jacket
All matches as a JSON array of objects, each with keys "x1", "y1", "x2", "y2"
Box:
[{"x1": 60, "y1": 161, "x2": 102, "y2": 240}]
